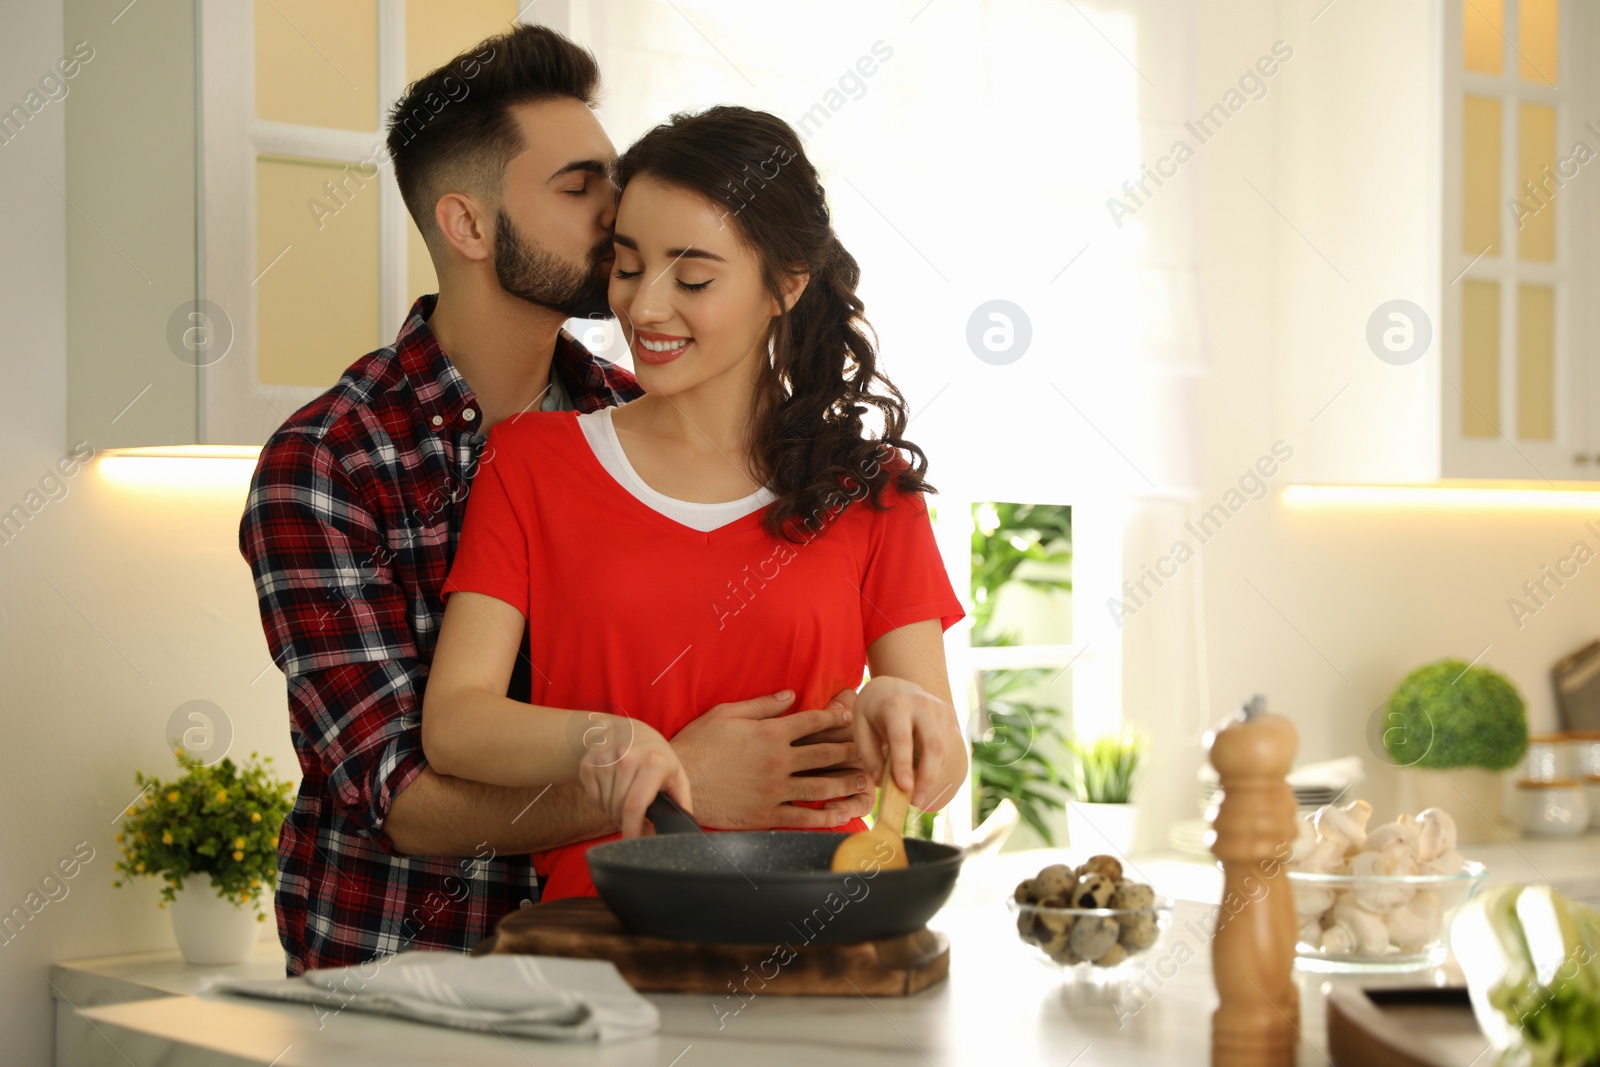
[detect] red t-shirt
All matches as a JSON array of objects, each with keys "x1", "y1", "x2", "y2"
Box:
[{"x1": 441, "y1": 411, "x2": 966, "y2": 899}]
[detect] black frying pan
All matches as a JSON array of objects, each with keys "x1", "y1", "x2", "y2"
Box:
[{"x1": 584, "y1": 794, "x2": 965, "y2": 945}]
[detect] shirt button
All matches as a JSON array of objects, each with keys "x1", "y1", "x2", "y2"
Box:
[
  {"x1": 519, "y1": 899, "x2": 533, "y2": 909},
  {"x1": 430, "y1": 415, "x2": 443, "y2": 427},
  {"x1": 463, "y1": 408, "x2": 477, "y2": 422}
]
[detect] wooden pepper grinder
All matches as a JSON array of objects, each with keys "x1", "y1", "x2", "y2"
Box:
[{"x1": 1208, "y1": 695, "x2": 1300, "y2": 1067}]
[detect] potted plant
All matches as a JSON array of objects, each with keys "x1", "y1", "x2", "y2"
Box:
[
  {"x1": 1383, "y1": 658, "x2": 1529, "y2": 843},
  {"x1": 1063, "y1": 730, "x2": 1147, "y2": 857},
  {"x1": 114, "y1": 747, "x2": 293, "y2": 964}
]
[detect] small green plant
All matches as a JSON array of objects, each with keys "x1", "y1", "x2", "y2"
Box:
[
  {"x1": 1064, "y1": 731, "x2": 1146, "y2": 804},
  {"x1": 113, "y1": 747, "x2": 294, "y2": 915},
  {"x1": 1384, "y1": 658, "x2": 1529, "y2": 771}
]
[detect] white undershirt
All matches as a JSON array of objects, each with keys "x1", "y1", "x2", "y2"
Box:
[{"x1": 576, "y1": 407, "x2": 775, "y2": 532}]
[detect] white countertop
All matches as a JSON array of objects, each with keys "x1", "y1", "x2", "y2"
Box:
[{"x1": 51, "y1": 836, "x2": 1600, "y2": 1067}]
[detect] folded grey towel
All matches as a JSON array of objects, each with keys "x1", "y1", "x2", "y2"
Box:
[{"x1": 198, "y1": 950, "x2": 658, "y2": 1043}]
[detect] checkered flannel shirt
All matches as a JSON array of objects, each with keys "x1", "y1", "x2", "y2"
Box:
[{"x1": 239, "y1": 293, "x2": 642, "y2": 974}]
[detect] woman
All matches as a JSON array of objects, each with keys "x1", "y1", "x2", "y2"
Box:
[{"x1": 422, "y1": 106, "x2": 966, "y2": 899}]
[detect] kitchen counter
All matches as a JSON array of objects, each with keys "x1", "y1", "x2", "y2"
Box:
[{"x1": 51, "y1": 836, "x2": 1600, "y2": 1066}]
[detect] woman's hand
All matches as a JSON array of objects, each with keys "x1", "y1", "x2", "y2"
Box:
[
  {"x1": 572, "y1": 712, "x2": 693, "y2": 838},
  {"x1": 851, "y1": 676, "x2": 963, "y2": 810}
]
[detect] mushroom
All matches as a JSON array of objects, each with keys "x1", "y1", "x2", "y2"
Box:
[
  {"x1": 1288, "y1": 812, "x2": 1319, "y2": 865},
  {"x1": 1347, "y1": 847, "x2": 1418, "y2": 912},
  {"x1": 1313, "y1": 799, "x2": 1373, "y2": 859},
  {"x1": 1323, "y1": 894, "x2": 1390, "y2": 956},
  {"x1": 1383, "y1": 890, "x2": 1442, "y2": 953},
  {"x1": 1414, "y1": 809, "x2": 1457, "y2": 865},
  {"x1": 1297, "y1": 916, "x2": 1323, "y2": 950},
  {"x1": 1364, "y1": 813, "x2": 1421, "y2": 856},
  {"x1": 1292, "y1": 881, "x2": 1336, "y2": 921},
  {"x1": 1420, "y1": 848, "x2": 1464, "y2": 877}
]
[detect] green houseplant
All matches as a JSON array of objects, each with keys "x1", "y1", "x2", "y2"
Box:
[
  {"x1": 1063, "y1": 730, "x2": 1147, "y2": 856},
  {"x1": 114, "y1": 747, "x2": 294, "y2": 963},
  {"x1": 1383, "y1": 658, "x2": 1529, "y2": 843}
]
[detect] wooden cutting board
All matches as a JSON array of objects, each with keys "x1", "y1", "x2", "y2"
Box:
[
  {"x1": 1326, "y1": 984, "x2": 1490, "y2": 1067},
  {"x1": 473, "y1": 898, "x2": 950, "y2": 996}
]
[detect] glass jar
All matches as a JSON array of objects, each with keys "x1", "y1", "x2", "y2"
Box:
[{"x1": 1516, "y1": 778, "x2": 1590, "y2": 837}]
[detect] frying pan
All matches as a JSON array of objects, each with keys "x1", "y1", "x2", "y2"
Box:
[{"x1": 584, "y1": 794, "x2": 966, "y2": 945}]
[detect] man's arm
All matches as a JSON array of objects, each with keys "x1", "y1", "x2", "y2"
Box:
[
  {"x1": 671, "y1": 689, "x2": 875, "y2": 829},
  {"x1": 242, "y1": 433, "x2": 601, "y2": 857},
  {"x1": 385, "y1": 773, "x2": 610, "y2": 856},
  {"x1": 390, "y1": 685, "x2": 872, "y2": 854}
]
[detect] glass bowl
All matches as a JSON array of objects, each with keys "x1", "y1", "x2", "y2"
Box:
[
  {"x1": 1288, "y1": 860, "x2": 1488, "y2": 972},
  {"x1": 1007, "y1": 896, "x2": 1177, "y2": 983}
]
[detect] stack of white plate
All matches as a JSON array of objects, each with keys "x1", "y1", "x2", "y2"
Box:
[
  {"x1": 1171, "y1": 756, "x2": 1366, "y2": 857},
  {"x1": 1197, "y1": 781, "x2": 1348, "y2": 813}
]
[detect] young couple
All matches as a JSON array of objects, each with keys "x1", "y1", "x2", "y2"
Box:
[{"x1": 241, "y1": 23, "x2": 964, "y2": 975}]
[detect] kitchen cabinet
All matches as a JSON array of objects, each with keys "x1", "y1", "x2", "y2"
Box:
[
  {"x1": 1277, "y1": 0, "x2": 1600, "y2": 484},
  {"x1": 64, "y1": 0, "x2": 531, "y2": 449}
]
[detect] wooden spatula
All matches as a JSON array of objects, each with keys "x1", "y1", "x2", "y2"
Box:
[{"x1": 830, "y1": 773, "x2": 911, "y2": 872}]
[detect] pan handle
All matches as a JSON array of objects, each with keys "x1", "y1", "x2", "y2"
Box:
[{"x1": 645, "y1": 791, "x2": 700, "y2": 835}]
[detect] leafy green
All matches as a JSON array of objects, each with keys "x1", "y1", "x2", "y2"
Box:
[{"x1": 1457, "y1": 884, "x2": 1600, "y2": 1067}]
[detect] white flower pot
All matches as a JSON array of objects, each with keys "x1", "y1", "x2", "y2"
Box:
[
  {"x1": 1400, "y1": 767, "x2": 1504, "y2": 844},
  {"x1": 169, "y1": 879, "x2": 260, "y2": 965},
  {"x1": 1066, "y1": 801, "x2": 1140, "y2": 858}
]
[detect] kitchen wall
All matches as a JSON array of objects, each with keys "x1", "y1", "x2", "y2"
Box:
[
  {"x1": 3, "y1": 1, "x2": 1597, "y2": 1062},
  {"x1": 0, "y1": 6, "x2": 292, "y2": 1063},
  {"x1": 1125, "y1": 0, "x2": 1600, "y2": 848}
]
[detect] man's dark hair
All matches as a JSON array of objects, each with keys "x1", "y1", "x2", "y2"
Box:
[{"x1": 385, "y1": 24, "x2": 600, "y2": 253}]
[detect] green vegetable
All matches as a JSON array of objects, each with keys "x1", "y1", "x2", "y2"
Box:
[
  {"x1": 1454, "y1": 884, "x2": 1600, "y2": 1067},
  {"x1": 1383, "y1": 658, "x2": 1529, "y2": 771}
]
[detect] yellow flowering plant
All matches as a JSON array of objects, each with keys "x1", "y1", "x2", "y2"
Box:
[{"x1": 113, "y1": 747, "x2": 294, "y2": 916}]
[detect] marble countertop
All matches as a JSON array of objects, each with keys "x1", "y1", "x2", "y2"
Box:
[{"x1": 51, "y1": 835, "x2": 1600, "y2": 1067}]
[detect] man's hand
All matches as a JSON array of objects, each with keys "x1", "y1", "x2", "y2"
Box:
[{"x1": 672, "y1": 688, "x2": 872, "y2": 829}]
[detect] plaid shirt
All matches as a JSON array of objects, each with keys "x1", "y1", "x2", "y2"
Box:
[{"x1": 240, "y1": 294, "x2": 642, "y2": 975}]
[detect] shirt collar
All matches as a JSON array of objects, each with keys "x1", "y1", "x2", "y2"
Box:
[{"x1": 395, "y1": 293, "x2": 598, "y2": 429}]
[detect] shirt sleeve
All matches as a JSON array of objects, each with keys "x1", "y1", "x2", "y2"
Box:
[
  {"x1": 441, "y1": 426, "x2": 531, "y2": 616},
  {"x1": 858, "y1": 480, "x2": 967, "y2": 648},
  {"x1": 238, "y1": 431, "x2": 426, "y2": 850}
]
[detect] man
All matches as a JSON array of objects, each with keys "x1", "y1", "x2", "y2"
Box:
[{"x1": 240, "y1": 24, "x2": 870, "y2": 975}]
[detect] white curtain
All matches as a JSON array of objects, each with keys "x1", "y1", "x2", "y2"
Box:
[
  {"x1": 572, "y1": 0, "x2": 1206, "y2": 504},
  {"x1": 572, "y1": 0, "x2": 1211, "y2": 845}
]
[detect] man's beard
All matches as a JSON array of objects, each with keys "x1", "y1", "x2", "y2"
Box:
[{"x1": 493, "y1": 210, "x2": 613, "y2": 319}]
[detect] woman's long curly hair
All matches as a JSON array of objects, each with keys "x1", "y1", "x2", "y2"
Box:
[{"x1": 614, "y1": 105, "x2": 933, "y2": 543}]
